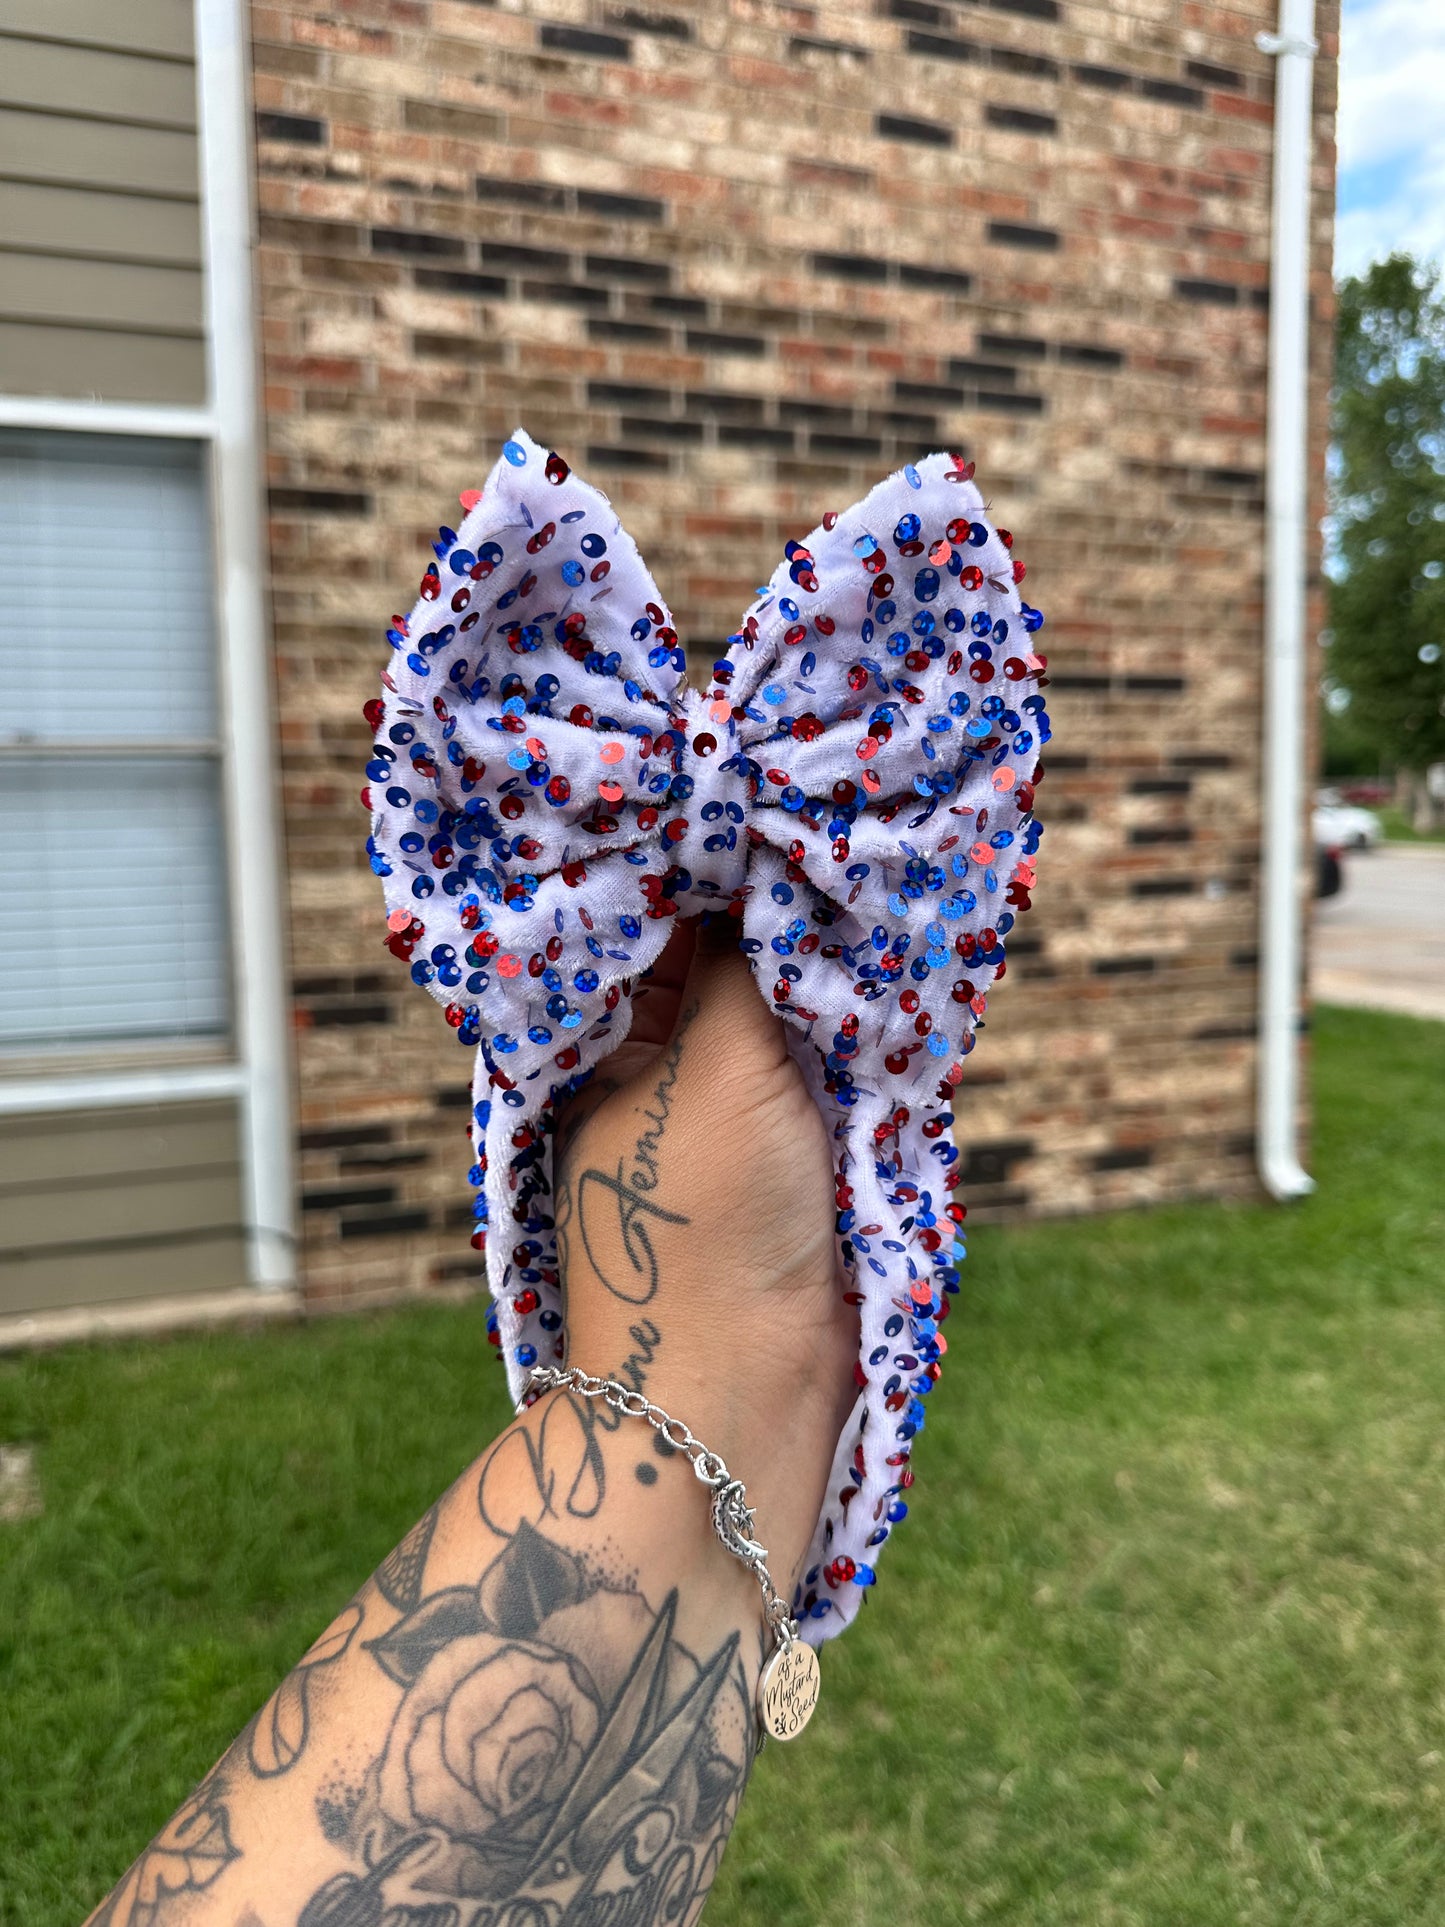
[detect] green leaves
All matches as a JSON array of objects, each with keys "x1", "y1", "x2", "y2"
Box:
[{"x1": 1328, "y1": 253, "x2": 1445, "y2": 773}]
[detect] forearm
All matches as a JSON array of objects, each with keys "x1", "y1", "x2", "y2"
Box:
[{"x1": 87, "y1": 1388, "x2": 769, "y2": 1927}]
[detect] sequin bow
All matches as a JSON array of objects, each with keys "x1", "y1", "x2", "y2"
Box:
[{"x1": 367, "y1": 426, "x2": 1049, "y2": 1642}]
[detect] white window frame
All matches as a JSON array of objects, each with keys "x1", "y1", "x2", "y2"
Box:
[{"x1": 0, "y1": 0, "x2": 295, "y2": 1290}]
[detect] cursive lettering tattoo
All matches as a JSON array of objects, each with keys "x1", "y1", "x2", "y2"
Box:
[
  {"x1": 575, "y1": 1168, "x2": 687, "y2": 1306},
  {"x1": 566, "y1": 1014, "x2": 695, "y2": 1309}
]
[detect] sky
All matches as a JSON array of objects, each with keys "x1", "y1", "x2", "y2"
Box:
[{"x1": 1334, "y1": 0, "x2": 1445, "y2": 278}]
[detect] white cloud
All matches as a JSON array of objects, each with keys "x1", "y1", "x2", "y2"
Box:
[{"x1": 1335, "y1": 0, "x2": 1445, "y2": 276}]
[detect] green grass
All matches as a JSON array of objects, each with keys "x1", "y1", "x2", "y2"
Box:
[
  {"x1": 1378, "y1": 804, "x2": 1445, "y2": 843},
  {"x1": 3, "y1": 1007, "x2": 1444, "y2": 1926}
]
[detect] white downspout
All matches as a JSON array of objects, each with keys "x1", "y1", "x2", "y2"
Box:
[
  {"x1": 194, "y1": 0, "x2": 299, "y2": 1284},
  {"x1": 1255, "y1": 0, "x2": 1319, "y2": 1201}
]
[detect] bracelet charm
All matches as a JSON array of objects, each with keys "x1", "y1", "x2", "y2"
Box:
[{"x1": 524, "y1": 1364, "x2": 820, "y2": 1741}]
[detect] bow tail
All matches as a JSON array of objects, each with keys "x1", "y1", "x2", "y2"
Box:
[{"x1": 777, "y1": 1046, "x2": 957, "y2": 1642}]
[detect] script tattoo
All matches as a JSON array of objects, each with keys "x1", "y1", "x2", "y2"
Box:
[
  {"x1": 563, "y1": 1010, "x2": 695, "y2": 1309},
  {"x1": 299, "y1": 1519, "x2": 754, "y2": 1927}
]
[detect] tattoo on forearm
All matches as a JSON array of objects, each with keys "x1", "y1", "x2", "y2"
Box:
[
  {"x1": 301, "y1": 1519, "x2": 754, "y2": 1927},
  {"x1": 88, "y1": 1771, "x2": 239, "y2": 1927},
  {"x1": 248, "y1": 1602, "x2": 365, "y2": 1778},
  {"x1": 565, "y1": 1011, "x2": 696, "y2": 1310}
]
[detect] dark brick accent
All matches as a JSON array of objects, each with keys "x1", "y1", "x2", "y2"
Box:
[
  {"x1": 483, "y1": 242, "x2": 571, "y2": 273},
  {"x1": 1093, "y1": 956, "x2": 1157, "y2": 974},
  {"x1": 1186, "y1": 59, "x2": 1245, "y2": 89},
  {"x1": 781, "y1": 400, "x2": 856, "y2": 427},
  {"x1": 1123, "y1": 675, "x2": 1187, "y2": 695},
  {"x1": 297, "y1": 1123, "x2": 393, "y2": 1152},
  {"x1": 413, "y1": 268, "x2": 508, "y2": 296},
  {"x1": 876, "y1": 112, "x2": 953, "y2": 146},
  {"x1": 269, "y1": 486, "x2": 372, "y2": 515},
  {"x1": 589, "y1": 380, "x2": 674, "y2": 410},
  {"x1": 1171, "y1": 752, "x2": 1235, "y2": 769},
  {"x1": 947, "y1": 358, "x2": 1018, "y2": 385},
  {"x1": 1202, "y1": 467, "x2": 1264, "y2": 489},
  {"x1": 1130, "y1": 878, "x2": 1196, "y2": 896},
  {"x1": 887, "y1": 0, "x2": 946, "y2": 21},
  {"x1": 1140, "y1": 78, "x2": 1205, "y2": 107},
  {"x1": 811, "y1": 432, "x2": 885, "y2": 458},
  {"x1": 896, "y1": 377, "x2": 966, "y2": 405},
  {"x1": 538, "y1": 23, "x2": 632, "y2": 58},
  {"x1": 959, "y1": 1139, "x2": 1035, "y2": 1185},
  {"x1": 603, "y1": 5, "x2": 692, "y2": 37},
  {"x1": 1129, "y1": 776, "x2": 1192, "y2": 794},
  {"x1": 986, "y1": 105, "x2": 1058, "y2": 136},
  {"x1": 988, "y1": 0, "x2": 1058, "y2": 17},
  {"x1": 576, "y1": 188, "x2": 667, "y2": 221},
  {"x1": 586, "y1": 444, "x2": 671, "y2": 470},
  {"x1": 905, "y1": 30, "x2": 981, "y2": 63},
  {"x1": 588, "y1": 317, "x2": 670, "y2": 343},
  {"x1": 975, "y1": 390, "x2": 1046, "y2": 414},
  {"x1": 1194, "y1": 1023, "x2": 1256, "y2": 1042},
  {"x1": 338, "y1": 1206, "x2": 433, "y2": 1238},
  {"x1": 521, "y1": 280, "x2": 609, "y2": 310},
  {"x1": 475, "y1": 176, "x2": 567, "y2": 210},
  {"x1": 685, "y1": 328, "x2": 766, "y2": 355},
  {"x1": 1058, "y1": 343, "x2": 1125, "y2": 368},
  {"x1": 585, "y1": 252, "x2": 672, "y2": 284},
  {"x1": 988, "y1": 221, "x2": 1061, "y2": 250},
  {"x1": 1230, "y1": 949, "x2": 1261, "y2": 969},
  {"x1": 621, "y1": 415, "x2": 704, "y2": 443},
  {"x1": 812, "y1": 252, "x2": 891, "y2": 281},
  {"x1": 1091, "y1": 1146, "x2": 1154, "y2": 1171},
  {"x1": 371, "y1": 227, "x2": 465, "y2": 259},
  {"x1": 717, "y1": 423, "x2": 797, "y2": 451},
  {"x1": 687, "y1": 390, "x2": 766, "y2": 420},
  {"x1": 256, "y1": 111, "x2": 326, "y2": 143},
  {"x1": 649, "y1": 293, "x2": 708, "y2": 318},
  {"x1": 898, "y1": 263, "x2": 972, "y2": 292},
  {"x1": 991, "y1": 47, "x2": 1061, "y2": 79},
  {"x1": 302, "y1": 1183, "x2": 397, "y2": 1212},
  {"x1": 1129, "y1": 825, "x2": 1193, "y2": 845},
  {"x1": 304, "y1": 999, "x2": 392, "y2": 1025},
  {"x1": 790, "y1": 35, "x2": 870, "y2": 58},
  {"x1": 1073, "y1": 63, "x2": 1132, "y2": 90},
  {"x1": 1176, "y1": 277, "x2": 1242, "y2": 305},
  {"x1": 978, "y1": 331, "x2": 1048, "y2": 359},
  {"x1": 337, "y1": 1145, "x2": 430, "y2": 1171}
]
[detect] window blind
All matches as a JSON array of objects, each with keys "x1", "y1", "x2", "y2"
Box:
[{"x1": 0, "y1": 431, "x2": 231, "y2": 1051}]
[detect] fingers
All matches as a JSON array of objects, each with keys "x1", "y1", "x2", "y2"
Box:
[
  {"x1": 669, "y1": 912, "x2": 790, "y2": 1079},
  {"x1": 628, "y1": 921, "x2": 697, "y2": 1050}
]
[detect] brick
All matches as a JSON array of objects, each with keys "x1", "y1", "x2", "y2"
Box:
[{"x1": 249, "y1": 0, "x2": 1338, "y2": 1305}]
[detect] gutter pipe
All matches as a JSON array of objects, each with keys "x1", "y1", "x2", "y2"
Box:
[{"x1": 1255, "y1": 0, "x2": 1320, "y2": 1201}]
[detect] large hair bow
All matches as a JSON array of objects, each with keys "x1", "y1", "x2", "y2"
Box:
[{"x1": 367, "y1": 427, "x2": 1048, "y2": 1642}]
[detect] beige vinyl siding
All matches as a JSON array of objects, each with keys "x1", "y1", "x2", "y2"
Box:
[
  {"x1": 0, "y1": 3, "x2": 204, "y2": 403},
  {"x1": 0, "y1": 1100, "x2": 247, "y2": 1315}
]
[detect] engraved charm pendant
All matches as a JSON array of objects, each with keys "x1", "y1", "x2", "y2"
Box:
[{"x1": 757, "y1": 1635, "x2": 821, "y2": 1741}]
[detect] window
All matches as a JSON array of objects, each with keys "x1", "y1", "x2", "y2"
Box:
[{"x1": 0, "y1": 430, "x2": 231, "y2": 1053}]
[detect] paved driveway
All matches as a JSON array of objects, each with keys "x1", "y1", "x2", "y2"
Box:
[{"x1": 1313, "y1": 843, "x2": 1445, "y2": 1021}]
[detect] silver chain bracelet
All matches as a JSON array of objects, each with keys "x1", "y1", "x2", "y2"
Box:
[{"x1": 524, "y1": 1364, "x2": 821, "y2": 1741}]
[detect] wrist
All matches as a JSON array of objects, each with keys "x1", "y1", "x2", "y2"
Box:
[{"x1": 563, "y1": 1290, "x2": 855, "y2": 1590}]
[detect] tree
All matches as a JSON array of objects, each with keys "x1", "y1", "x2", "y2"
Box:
[{"x1": 1326, "y1": 254, "x2": 1445, "y2": 812}]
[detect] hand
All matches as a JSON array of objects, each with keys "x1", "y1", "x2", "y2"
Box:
[{"x1": 553, "y1": 914, "x2": 857, "y2": 1583}]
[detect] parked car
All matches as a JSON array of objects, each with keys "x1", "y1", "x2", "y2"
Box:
[{"x1": 1313, "y1": 789, "x2": 1382, "y2": 850}]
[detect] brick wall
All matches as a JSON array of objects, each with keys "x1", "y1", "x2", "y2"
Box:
[{"x1": 251, "y1": 0, "x2": 1339, "y2": 1306}]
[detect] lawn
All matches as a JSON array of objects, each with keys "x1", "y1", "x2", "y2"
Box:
[{"x1": 3, "y1": 1005, "x2": 1444, "y2": 1927}]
